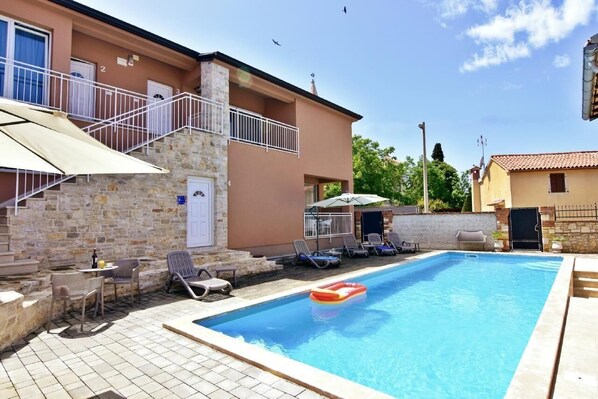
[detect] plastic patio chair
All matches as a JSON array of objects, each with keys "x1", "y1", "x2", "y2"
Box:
[
  {"x1": 367, "y1": 233, "x2": 397, "y2": 256},
  {"x1": 102, "y1": 258, "x2": 142, "y2": 306},
  {"x1": 387, "y1": 232, "x2": 416, "y2": 254},
  {"x1": 46, "y1": 272, "x2": 104, "y2": 332},
  {"x1": 165, "y1": 251, "x2": 233, "y2": 300},
  {"x1": 342, "y1": 234, "x2": 370, "y2": 258},
  {"x1": 292, "y1": 239, "x2": 341, "y2": 269}
]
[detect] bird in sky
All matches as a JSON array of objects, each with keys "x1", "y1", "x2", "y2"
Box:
[
  {"x1": 343, "y1": 6, "x2": 347, "y2": 13},
  {"x1": 272, "y1": 39, "x2": 281, "y2": 46}
]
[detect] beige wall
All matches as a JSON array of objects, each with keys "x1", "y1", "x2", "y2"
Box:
[
  {"x1": 511, "y1": 169, "x2": 598, "y2": 207},
  {"x1": 477, "y1": 162, "x2": 512, "y2": 211}
]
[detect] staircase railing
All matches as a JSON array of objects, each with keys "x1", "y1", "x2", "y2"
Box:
[{"x1": 5, "y1": 93, "x2": 224, "y2": 213}]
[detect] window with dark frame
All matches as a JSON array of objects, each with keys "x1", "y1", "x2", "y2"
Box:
[{"x1": 549, "y1": 173, "x2": 566, "y2": 193}]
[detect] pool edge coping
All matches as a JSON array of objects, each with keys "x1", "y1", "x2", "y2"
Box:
[
  {"x1": 164, "y1": 250, "x2": 568, "y2": 399},
  {"x1": 504, "y1": 254, "x2": 574, "y2": 399}
]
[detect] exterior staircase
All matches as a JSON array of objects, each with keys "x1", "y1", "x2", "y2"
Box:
[
  {"x1": 573, "y1": 259, "x2": 598, "y2": 298},
  {"x1": 0, "y1": 208, "x2": 40, "y2": 276}
]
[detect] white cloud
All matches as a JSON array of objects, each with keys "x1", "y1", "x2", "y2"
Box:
[
  {"x1": 460, "y1": 43, "x2": 530, "y2": 72},
  {"x1": 438, "y1": 0, "x2": 498, "y2": 18},
  {"x1": 460, "y1": 0, "x2": 596, "y2": 72},
  {"x1": 553, "y1": 54, "x2": 571, "y2": 67}
]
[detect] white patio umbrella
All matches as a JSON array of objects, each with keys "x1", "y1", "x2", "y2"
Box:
[
  {"x1": 308, "y1": 193, "x2": 389, "y2": 253},
  {"x1": 0, "y1": 98, "x2": 168, "y2": 174},
  {"x1": 309, "y1": 193, "x2": 389, "y2": 208}
]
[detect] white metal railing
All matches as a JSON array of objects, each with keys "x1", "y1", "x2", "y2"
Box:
[
  {"x1": 6, "y1": 92, "x2": 224, "y2": 212},
  {"x1": 304, "y1": 212, "x2": 353, "y2": 239},
  {"x1": 0, "y1": 56, "x2": 147, "y2": 122},
  {"x1": 230, "y1": 107, "x2": 299, "y2": 155},
  {"x1": 84, "y1": 92, "x2": 224, "y2": 153}
]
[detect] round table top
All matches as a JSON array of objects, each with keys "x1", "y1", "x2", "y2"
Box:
[{"x1": 78, "y1": 265, "x2": 118, "y2": 273}]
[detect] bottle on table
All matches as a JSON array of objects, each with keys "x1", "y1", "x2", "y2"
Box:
[{"x1": 92, "y1": 248, "x2": 98, "y2": 269}]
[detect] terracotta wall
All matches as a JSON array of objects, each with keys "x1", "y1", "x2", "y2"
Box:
[{"x1": 227, "y1": 96, "x2": 356, "y2": 256}]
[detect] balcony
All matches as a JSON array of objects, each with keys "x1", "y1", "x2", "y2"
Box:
[
  {"x1": 303, "y1": 212, "x2": 353, "y2": 239},
  {"x1": 230, "y1": 107, "x2": 299, "y2": 155}
]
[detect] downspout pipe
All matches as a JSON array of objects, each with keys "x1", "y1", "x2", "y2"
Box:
[{"x1": 582, "y1": 34, "x2": 598, "y2": 121}]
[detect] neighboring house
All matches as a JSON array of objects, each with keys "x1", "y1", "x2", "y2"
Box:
[
  {"x1": 582, "y1": 33, "x2": 597, "y2": 121},
  {"x1": 0, "y1": 0, "x2": 361, "y2": 273},
  {"x1": 471, "y1": 151, "x2": 598, "y2": 212}
]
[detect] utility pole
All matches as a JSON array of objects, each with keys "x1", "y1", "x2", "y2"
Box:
[{"x1": 418, "y1": 122, "x2": 429, "y2": 213}]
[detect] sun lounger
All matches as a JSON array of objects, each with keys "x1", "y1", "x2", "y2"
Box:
[
  {"x1": 165, "y1": 251, "x2": 233, "y2": 300},
  {"x1": 367, "y1": 233, "x2": 397, "y2": 256},
  {"x1": 292, "y1": 239, "x2": 341, "y2": 269},
  {"x1": 387, "y1": 232, "x2": 416, "y2": 253},
  {"x1": 342, "y1": 234, "x2": 370, "y2": 258}
]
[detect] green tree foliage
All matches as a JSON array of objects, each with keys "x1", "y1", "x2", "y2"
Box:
[
  {"x1": 431, "y1": 143, "x2": 444, "y2": 162},
  {"x1": 352, "y1": 135, "x2": 404, "y2": 202},
  {"x1": 323, "y1": 182, "x2": 342, "y2": 198},
  {"x1": 340, "y1": 135, "x2": 471, "y2": 211}
]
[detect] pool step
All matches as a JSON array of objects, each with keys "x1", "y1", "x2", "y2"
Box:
[{"x1": 572, "y1": 268, "x2": 598, "y2": 298}]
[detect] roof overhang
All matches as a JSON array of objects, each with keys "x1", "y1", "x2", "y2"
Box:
[{"x1": 582, "y1": 34, "x2": 598, "y2": 121}]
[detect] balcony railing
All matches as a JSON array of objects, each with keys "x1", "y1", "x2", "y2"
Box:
[
  {"x1": 304, "y1": 212, "x2": 353, "y2": 239},
  {"x1": 230, "y1": 107, "x2": 299, "y2": 155},
  {"x1": 0, "y1": 56, "x2": 148, "y2": 122}
]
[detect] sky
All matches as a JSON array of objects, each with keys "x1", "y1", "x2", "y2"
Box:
[{"x1": 76, "y1": 0, "x2": 598, "y2": 173}]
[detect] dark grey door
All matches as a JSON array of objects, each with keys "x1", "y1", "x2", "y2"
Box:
[
  {"x1": 510, "y1": 208, "x2": 542, "y2": 250},
  {"x1": 362, "y1": 211, "x2": 383, "y2": 241}
]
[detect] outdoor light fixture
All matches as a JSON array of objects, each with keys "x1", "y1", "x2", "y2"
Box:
[
  {"x1": 418, "y1": 122, "x2": 429, "y2": 213},
  {"x1": 127, "y1": 54, "x2": 135, "y2": 66}
]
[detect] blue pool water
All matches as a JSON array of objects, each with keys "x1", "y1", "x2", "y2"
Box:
[{"x1": 198, "y1": 253, "x2": 561, "y2": 398}]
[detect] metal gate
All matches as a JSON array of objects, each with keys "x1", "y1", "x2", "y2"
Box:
[
  {"x1": 361, "y1": 211, "x2": 383, "y2": 241},
  {"x1": 509, "y1": 208, "x2": 542, "y2": 250}
]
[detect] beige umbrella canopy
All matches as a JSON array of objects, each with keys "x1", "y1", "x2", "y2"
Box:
[{"x1": 0, "y1": 98, "x2": 168, "y2": 174}]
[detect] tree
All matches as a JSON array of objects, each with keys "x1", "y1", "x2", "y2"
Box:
[
  {"x1": 431, "y1": 143, "x2": 444, "y2": 162},
  {"x1": 352, "y1": 135, "x2": 405, "y2": 202}
]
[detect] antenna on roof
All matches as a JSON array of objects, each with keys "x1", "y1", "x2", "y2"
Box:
[
  {"x1": 310, "y1": 73, "x2": 318, "y2": 96},
  {"x1": 477, "y1": 134, "x2": 487, "y2": 169}
]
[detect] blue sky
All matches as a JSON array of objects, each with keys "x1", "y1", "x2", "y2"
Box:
[{"x1": 78, "y1": 0, "x2": 597, "y2": 173}]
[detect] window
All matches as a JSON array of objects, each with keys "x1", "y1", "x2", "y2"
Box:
[
  {"x1": 0, "y1": 16, "x2": 49, "y2": 105},
  {"x1": 549, "y1": 173, "x2": 566, "y2": 193}
]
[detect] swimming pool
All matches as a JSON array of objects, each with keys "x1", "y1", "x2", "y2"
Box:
[{"x1": 195, "y1": 252, "x2": 562, "y2": 398}]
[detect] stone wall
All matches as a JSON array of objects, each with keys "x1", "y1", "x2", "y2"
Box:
[
  {"x1": 392, "y1": 212, "x2": 497, "y2": 250},
  {"x1": 540, "y1": 206, "x2": 598, "y2": 253},
  {"x1": 7, "y1": 129, "x2": 229, "y2": 269}
]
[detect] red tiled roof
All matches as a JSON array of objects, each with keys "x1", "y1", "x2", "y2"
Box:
[{"x1": 491, "y1": 151, "x2": 598, "y2": 171}]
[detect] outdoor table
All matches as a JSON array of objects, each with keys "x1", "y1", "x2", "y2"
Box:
[
  {"x1": 361, "y1": 242, "x2": 376, "y2": 254},
  {"x1": 78, "y1": 265, "x2": 118, "y2": 315},
  {"x1": 78, "y1": 265, "x2": 118, "y2": 277},
  {"x1": 319, "y1": 248, "x2": 343, "y2": 258},
  {"x1": 214, "y1": 265, "x2": 238, "y2": 287}
]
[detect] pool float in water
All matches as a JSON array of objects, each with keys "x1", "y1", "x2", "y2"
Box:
[{"x1": 309, "y1": 282, "x2": 367, "y2": 305}]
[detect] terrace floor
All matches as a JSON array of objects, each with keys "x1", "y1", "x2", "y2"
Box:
[{"x1": 0, "y1": 251, "x2": 596, "y2": 399}]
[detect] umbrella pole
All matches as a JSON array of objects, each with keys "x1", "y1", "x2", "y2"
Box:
[{"x1": 309, "y1": 206, "x2": 320, "y2": 254}]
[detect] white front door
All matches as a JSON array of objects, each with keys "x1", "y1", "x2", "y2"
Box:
[
  {"x1": 187, "y1": 177, "x2": 214, "y2": 248},
  {"x1": 147, "y1": 80, "x2": 172, "y2": 135},
  {"x1": 69, "y1": 59, "x2": 95, "y2": 120}
]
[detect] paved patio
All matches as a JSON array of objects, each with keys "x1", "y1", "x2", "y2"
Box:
[
  {"x1": 0, "y1": 251, "x2": 596, "y2": 398},
  {"x1": 0, "y1": 253, "x2": 411, "y2": 399}
]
